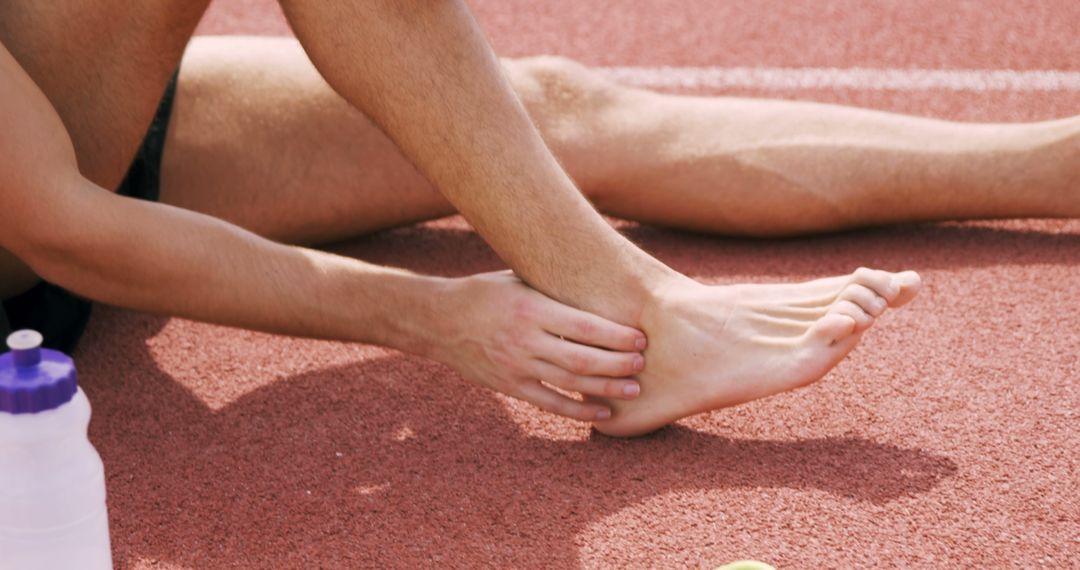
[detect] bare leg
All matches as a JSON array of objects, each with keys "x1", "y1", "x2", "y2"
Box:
[
  {"x1": 510, "y1": 58, "x2": 1080, "y2": 236},
  {"x1": 0, "y1": 26, "x2": 644, "y2": 422},
  {"x1": 160, "y1": 37, "x2": 450, "y2": 244},
  {"x1": 163, "y1": 38, "x2": 1078, "y2": 243}
]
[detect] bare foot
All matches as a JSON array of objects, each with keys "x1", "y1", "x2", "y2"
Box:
[{"x1": 591, "y1": 268, "x2": 922, "y2": 437}]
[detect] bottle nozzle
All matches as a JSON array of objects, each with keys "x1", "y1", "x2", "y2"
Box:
[{"x1": 7, "y1": 330, "x2": 44, "y2": 368}]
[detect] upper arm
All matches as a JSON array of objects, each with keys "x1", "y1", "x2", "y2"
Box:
[{"x1": 0, "y1": 38, "x2": 82, "y2": 255}]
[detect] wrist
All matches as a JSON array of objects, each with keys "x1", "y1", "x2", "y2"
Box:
[
  {"x1": 361, "y1": 270, "x2": 455, "y2": 359},
  {"x1": 413, "y1": 276, "x2": 472, "y2": 366}
]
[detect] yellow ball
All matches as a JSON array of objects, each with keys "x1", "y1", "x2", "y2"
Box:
[{"x1": 714, "y1": 561, "x2": 777, "y2": 570}]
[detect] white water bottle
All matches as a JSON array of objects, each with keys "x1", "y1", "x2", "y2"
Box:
[{"x1": 0, "y1": 330, "x2": 112, "y2": 569}]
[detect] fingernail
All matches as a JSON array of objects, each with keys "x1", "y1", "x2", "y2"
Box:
[
  {"x1": 595, "y1": 409, "x2": 611, "y2": 420},
  {"x1": 634, "y1": 337, "x2": 647, "y2": 351},
  {"x1": 633, "y1": 355, "x2": 645, "y2": 371},
  {"x1": 623, "y1": 383, "x2": 640, "y2": 397}
]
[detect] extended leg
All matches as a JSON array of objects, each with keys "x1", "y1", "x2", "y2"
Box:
[
  {"x1": 511, "y1": 58, "x2": 1080, "y2": 236},
  {"x1": 162, "y1": 38, "x2": 1077, "y2": 244}
]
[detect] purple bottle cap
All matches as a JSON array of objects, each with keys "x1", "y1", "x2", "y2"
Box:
[{"x1": 0, "y1": 330, "x2": 78, "y2": 414}]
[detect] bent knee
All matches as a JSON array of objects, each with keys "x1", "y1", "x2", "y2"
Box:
[{"x1": 504, "y1": 55, "x2": 624, "y2": 125}]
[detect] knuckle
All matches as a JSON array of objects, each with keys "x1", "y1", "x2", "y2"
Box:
[
  {"x1": 567, "y1": 353, "x2": 591, "y2": 374},
  {"x1": 604, "y1": 380, "x2": 624, "y2": 398},
  {"x1": 574, "y1": 319, "x2": 596, "y2": 338}
]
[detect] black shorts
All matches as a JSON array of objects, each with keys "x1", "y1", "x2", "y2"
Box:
[{"x1": 0, "y1": 72, "x2": 178, "y2": 355}]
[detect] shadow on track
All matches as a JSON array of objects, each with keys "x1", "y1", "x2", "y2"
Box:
[{"x1": 79, "y1": 309, "x2": 956, "y2": 568}]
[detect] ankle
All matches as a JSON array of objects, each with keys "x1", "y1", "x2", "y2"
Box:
[
  {"x1": 1022, "y1": 118, "x2": 1080, "y2": 215},
  {"x1": 636, "y1": 272, "x2": 703, "y2": 327}
]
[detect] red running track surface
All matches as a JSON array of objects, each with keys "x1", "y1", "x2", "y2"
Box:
[{"x1": 82, "y1": 1, "x2": 1080, "y2": 568}]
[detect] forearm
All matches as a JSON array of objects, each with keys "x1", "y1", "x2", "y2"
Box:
[
  {"x1": 0, "y1": 38, "x2": 441, "y2": 358},
  {"x1": 16, "y1": 177, "x2": 447, "y2": 356},
  {"x1": 279, "y1": 0, "x2": 680, "y2": 323}
]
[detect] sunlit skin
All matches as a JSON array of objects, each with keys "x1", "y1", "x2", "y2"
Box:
[{"x1": 4, "y1": 1, "x2": 1074, "y2": 434}]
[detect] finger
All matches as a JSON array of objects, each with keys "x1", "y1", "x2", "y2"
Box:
[
  {"x1": 536, "y1": 335, "x2": 645, "y2": 377},
  {"x1": 517, "y1": 381, "x2": 611, "y2": 421},
  {"x1": 531, "y1": 360, "x2": 641, "y2": 400},
  {"x1": 542, "y1": 304, "x2": 646, "y2": 352}
]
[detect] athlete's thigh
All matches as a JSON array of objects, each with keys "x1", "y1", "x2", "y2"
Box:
[
  {"x1": 160, "y1": 36, "x2": 454, "y2": 245},
  {"x1": 0, "y1": 0, "x2": 211, "y2": 190}
]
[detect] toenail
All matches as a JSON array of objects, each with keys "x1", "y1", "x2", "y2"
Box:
[
  {"x1": 633, "y1": 355, "x2": 645, "y2": 371},
  {"x1": 623, "y1": 383, "x2": 640, "y2": 397},
  {"x1": 635, "y1": 337, "x2": 647, "y2": 351},
  {"x1": 595, "y1": 409, "x2": 611, "y2": 420}
]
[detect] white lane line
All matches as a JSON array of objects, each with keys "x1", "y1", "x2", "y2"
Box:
[{"x1": 596, "y1": 67, "x2": 1080, "y2": 91}]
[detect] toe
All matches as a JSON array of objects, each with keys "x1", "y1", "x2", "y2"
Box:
[
  {"x1": 852, "y1": 267, "x2": 901, "y2": 303},
  {"x1": 838, "y1": 284, "x2": 888, "y2": 317},
  {"x1": 808, "y1": 312, "x2": 858, "y2": 344},
  {"x1": 892, "y1": 270, "x2": 923, "y2": 307},
  {"x1": 830, "y1": 299, "x2": 875, "y2": 332}
]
